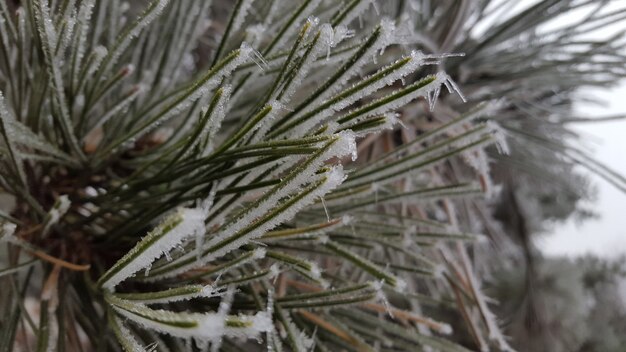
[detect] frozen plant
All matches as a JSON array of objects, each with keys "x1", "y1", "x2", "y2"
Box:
[{"x1": 0, "y1": 0, "x2": 624, "y2": 351}]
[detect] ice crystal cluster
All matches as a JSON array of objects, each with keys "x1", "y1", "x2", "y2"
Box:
[{"x1": 1, "y1": 0, "x2": 624, "y2": 351}]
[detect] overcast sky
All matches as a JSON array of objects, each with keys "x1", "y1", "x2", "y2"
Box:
[
  {"x1": 541, "y1": 85, "x2": 626, "y2": 258},
  {"x1": 503, "y1": 0, "x2": 626, "y2": 258}
]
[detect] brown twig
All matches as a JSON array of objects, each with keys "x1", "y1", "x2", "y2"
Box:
[
  {"x1": 361, "y1": 302, "x2": 451, "y2": 334},
  {"x1": 30, "y1": 249, "x2": 90, "y2": 272},
  {"x1": 297, "y1": 310, "x2": 366, "y2": 350}
]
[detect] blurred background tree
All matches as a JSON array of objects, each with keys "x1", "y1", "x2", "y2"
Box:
[
  {"x1": 489, "y1": 255, "x2": 626, "y2": 352},
  {"x1": 361, "y1": 1, "x2": 626, "y2": 350}
]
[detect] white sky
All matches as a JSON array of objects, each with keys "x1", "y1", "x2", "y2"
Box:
[
  {"x1": 541, "y1": 85, "x2": 626, "y2": 258},
  {"x1": 492, "y1": 0, "x2": 626, "y2": 258}
]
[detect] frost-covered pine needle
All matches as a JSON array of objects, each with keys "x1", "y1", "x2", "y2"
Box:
[{"x1": 1, "y1": 1, "x2": 622, "y2": 351}]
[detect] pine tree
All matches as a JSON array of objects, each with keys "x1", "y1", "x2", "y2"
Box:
[{"x1": 0, "y1": 1, "x2": 624, "y2": 351}]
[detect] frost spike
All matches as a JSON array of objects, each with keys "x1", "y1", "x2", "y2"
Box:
[
  {"x1": 147, "y1": 165, "x2": 347, "y2": 279},
  {"x1": 270, "y1": 51, "x2": 425, "y2": 138},
  {"x1": 270, "y1": 21, "x2": 396, "y2": 132},
  {"x1": 336, "y1": 73, "x2": 446, "y2": 126},
  {"x1": 107, "y1": 294, "x2": 272, "y2": 342},
  {"x1": 98, "y1": 207, "x2": 206, "y2": 290}
]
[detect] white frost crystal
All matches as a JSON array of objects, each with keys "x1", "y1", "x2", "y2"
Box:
[
  {"x1": 100, "y1": 207, "x2": 206, "y2": 290},
  {"x1": 41, "y1": 195, "x2": 71, "y2": 237},
  {"x1": 0, "y1": 0, "x2": 526, "y2": 349},
  {"x1": 151, "y1": 165, "x2": 348, "y2": 279},
  {"x1": 1, "y1": 222, "x2": 17, "y2": 239},
  {"x1": 112, "y1": 301, "x2": 272, "y2": 342}
]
